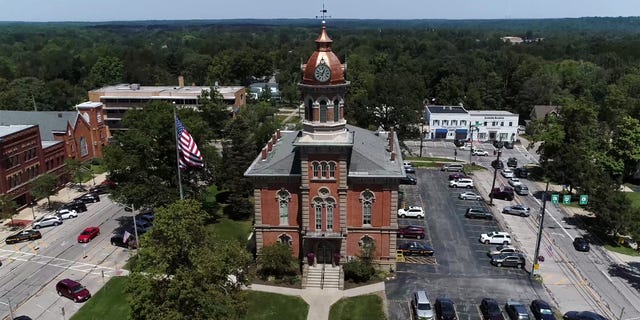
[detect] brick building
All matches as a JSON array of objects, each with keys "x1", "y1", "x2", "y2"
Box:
[
  {"x1": 245, "y1": 21, "x2": 404, "y2": 273},
  {"x1": 0, "y1": 102, "x2": 110, "y2": 207}
]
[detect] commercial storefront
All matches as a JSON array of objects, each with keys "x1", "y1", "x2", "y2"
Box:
[{"x1": 424, "y1": 105, "x2": 519, "y2": 142}]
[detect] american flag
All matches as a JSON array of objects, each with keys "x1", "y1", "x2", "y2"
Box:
[{"x1": 175, "y1": 117, "x2": 204, "y2": 169}]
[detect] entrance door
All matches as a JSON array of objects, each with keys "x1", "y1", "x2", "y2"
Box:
[
  {"x1": 316, "y1": 240, "x2": 333, "y2": 264},
  {"x1": 489, "y1": 131, "x2": 497, "y2": 140}
]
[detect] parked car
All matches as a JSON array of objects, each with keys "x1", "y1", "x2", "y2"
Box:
[
  {"x1": 413, "y1": 291, "x2": 435, "y2": 320},
  {"x1": 503, "y1": 142, "x2": 514, "y2": 149},
  {"x1": 501, "y1": 169, "x2": 515, "y2": 178},
  {"x1": 573, "y1": 237, "x2": 590, "y2": 252},
  {"x1": 480, "y1": 231, "x2": 512, "y2": 245},
  {"x1": 505, "y1": 300, "x2": 530, "y2": 320},
  {"x1": 137, "y1": 212, "x2": 155, "y2": 223},
  {"x1": 507, "y1": 157, "x2": 518, "y2": 168},
  {"x1": 487, "y1": 245, "x2": 522, "y2": 257},
  {"x1": 88, "y1": 184, "x2": 109, "y2": 195},
  {"x1": 508, "y1": 178, "x2": 522, "y2": 187},
  {"x1": 449, "y1": 178, "x2": 474, "y2": 189},
  {"x1": 56, "y1": 209, "x2": 78, "y2": 220},
  {"x1": 563, "y1": 311, "x2": 607, "y2": 320},
  {"x1": 110, "y1": 233, "x2": 138, "y2": 249},
  {"x1": 459, "y1": 145, "x2": 476, "y2": 151},
  {"x1": 514, "y1": 167, "x2": 529, "y2": 178},
  {"x1": 32, "y1": 215, "x2": 62, "y2": 229},
  {"x1": 74, "y1": 192, "x2": 100, "y2": 203},
  {"x1": 491, "y1": 253, "x2": 525, "y2": 268},
  {"x1": 492, "y1": 140, "x2": 504, "y2": 148},
  {"x1": 78, "y1": 227, "x2": 100, "y2": 243},
  {"x1": 530, "y1": 299, "x2": 555, "y2": 320},
  {"x1": 400, "y1": 175, "x2": 418, "y2": 185},
  {"x1": 449, "y1": 173, "x2": 469, "y2": 181},
  {"x1": 491, "y1": 160, "x2": 505, "y2": 169},
  {"x1": 398, "y1": 225, "x2": 426, "y2": 239},
  {"x1": 459, "y1": 191, "x2": 482, "y2": 200},
  {"x1": 59, "y1": 201, "x2": 87, "y2": 213},
  {"x1": 435, "y1": 297, "x2": 458, "y2": 320},
  {"x1": 465, "y1": 208, "x2": 493, "y2": 220},
  {"x1": 135, "y1": 219, "x2": 153, "y2": 231},
  {"x1": 56, "y1": 278, "x2": 91, "y2": 303},
  {"x1": 441, "y1": 163, "x2": 464, "y2": 172},
  {"x1": 490, "y1": 187, "x2": 515, "y2": 201},
  {"x1": 405, "y1": 166, "x2": 416, "y2": 174},
  {"x1": 454, "y1": 139, "x2": 466, "y2": 147},
  {"x1": 473, "y1": 149, "x2": 489, "y2": 156},
  {"x1": 398, "y1": 206, "x2": 425, "y2": 219},
  {"x1": 399, "y1": 241, "x2": 435, "y2": 256},
  {"x1": 514, "y1": 185, "x2": 529, "y2": 196},
  {"x1": 5, "y1": 230, "x2": 42, "y2": 244},
  {"x1": 480, "y1": 298, "x2": 505, "y2": 320},
  {"x1": 502, "y1": 205, "x2": 531, "y2": 217}
]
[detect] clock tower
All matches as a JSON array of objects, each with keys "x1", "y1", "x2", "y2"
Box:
[{"x1": 298, "y1": 20, "x2": 349, "y2": 139}]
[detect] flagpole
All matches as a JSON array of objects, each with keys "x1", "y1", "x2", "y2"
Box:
[{"x1": 173, "y1": 104, "x2": 184, "y2": 199}]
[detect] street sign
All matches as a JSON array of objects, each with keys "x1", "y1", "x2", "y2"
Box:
[
  {"x1": 579, "y1": 195, "x2": 588, "y2": 205},
  {"x1": 551, "y1": 194, "x2": 559, "y2": 204},
  {"x1": 562, "y1": 195, "x2": 571, "y2": 205}
]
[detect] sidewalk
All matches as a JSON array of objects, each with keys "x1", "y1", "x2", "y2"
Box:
[
  {"x1": 248, "y1": 282, "x2": 386, "y2": 320},
  {"x1": 1, "y1": 173, "x2": 109, "y2": 236}
]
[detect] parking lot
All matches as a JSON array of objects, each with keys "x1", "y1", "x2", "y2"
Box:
[{"x1": 387, "y1": 169, "x2": 549, "y2": 320}]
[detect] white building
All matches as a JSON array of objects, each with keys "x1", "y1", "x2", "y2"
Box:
[{"x1": 424, "y1": 105, "x2": 519, "y2": 142}]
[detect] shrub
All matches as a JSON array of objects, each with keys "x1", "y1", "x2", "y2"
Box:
[
  {"x1": 342, "y1": 259, "x2": 375, "y2": 283},
  {"x1": 257, "y1": 243, "x2": 298, "y2": 279}
]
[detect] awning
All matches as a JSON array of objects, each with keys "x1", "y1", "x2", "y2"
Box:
[
  {"x1": 435, "y1": 129, "x2": 447, "y2": 134},
  {"x1": 455, "y1": 129, "x2": 468, "y2": 135}
]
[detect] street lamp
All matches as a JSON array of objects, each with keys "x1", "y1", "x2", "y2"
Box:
[
  {"x1": 123, "y1": 205, "x2": 140, "y2": 251},
  {"x1": 489, "y1": 147, "x2": 503, "y2": 205},
  {"x1": 531, "y1": 180, "x2": 550, "y2": 278}
]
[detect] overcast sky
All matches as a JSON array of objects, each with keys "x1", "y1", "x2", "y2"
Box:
[{"x1": 0, "y1": 0, "x2": 638, "y2": 22}]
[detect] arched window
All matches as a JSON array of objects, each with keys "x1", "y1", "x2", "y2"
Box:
[
  {"x1": 321, "y1": 162, "x2": 328, "y2": 178},
  {"x1": 325, "y1": 198, "x2": 335, "y2": 231},
  {"x1": 79, "y1": 137, "x2": 88, "y2": 157},
  {"x1": 333, "y1": 99, "x2": 340, "y2": 122},
  {"x1": 328, "y1": 162, "x2": 336, "y2": 178},
  {"x1": 278, "y1": 234, "x2": 293, "y2": 246},
  {"x1": 361, "y1": 190, "x2": 375, "y2": 225},
  {"x1": 319, "y1": 100, "x2": 328, "y2": 122},
  {"x1": 359, "y1": 235, "x2": 376, "y2": 261},
  {"x1": 277, "y1": 189, "x2": 291, "y2": 225},
  {"x1": 312, "y1": 162, "x2": 320, "y2": 178},
  {"x1": 306, "y1": 99, "x2": 313, "y2": 121},
  {"x1": 314, "y1": 197, "x2": 324, "y2": 230}
]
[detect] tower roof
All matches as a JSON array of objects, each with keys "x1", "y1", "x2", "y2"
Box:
[{"x1": 301, "y1": 22, "x2": 346, "y2": 85}]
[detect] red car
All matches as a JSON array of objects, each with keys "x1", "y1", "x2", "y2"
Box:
[
  {"x1": 397, "y1": 225, "x2": 425, "y2": 239},
  {"x1": 77, "y1": 227, "x2": 100, "y2": 243},
  {"x1": 448, "y1": 173, "x2": 468, "y2": 181}
]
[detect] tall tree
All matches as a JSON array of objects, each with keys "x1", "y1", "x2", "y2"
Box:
[
  {"x1": 127, "y1": 199, "x2": 252, "y2": 319},
  {"x1": 88, "y1": 56, "x2": 124, "y2": 88},
  {"x1": 0, "y1": 194, "x2": 17, "y2": 225}
]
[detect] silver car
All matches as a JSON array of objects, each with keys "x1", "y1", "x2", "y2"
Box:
[
  {"x1": 502, "y1": 205, "x2": 531, "y2": 217},
  {"x1": 32, "y1": 215, "x2": 63, "y2": 229},
  {"x1": 459, "y1": 191, "x2": 481, "y2": 200}
]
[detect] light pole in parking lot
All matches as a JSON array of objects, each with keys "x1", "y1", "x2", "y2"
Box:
[
  {"x1": 468, "y1": 125, "x2": 480, "y2": 165},
  {"x1": 489, "y1": 147, "x2": 502, "y2": 205},
  {"x1": 531, "y1": 180, "x2": 550, "y2": 278}
]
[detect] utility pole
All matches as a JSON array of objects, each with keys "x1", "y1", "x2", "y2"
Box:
[
  {"x1": 489, "y1": 148, "x2": 502, "y2": 205},
  {"x1": 532, "y1": 180, "x2": 550, "y2": 278},
  {"x1": 468, "y1": 123, "x2": 474, "y2": 165},
  {"x1": 419, "y1": 115, "x2": 425, "y2": 157}
]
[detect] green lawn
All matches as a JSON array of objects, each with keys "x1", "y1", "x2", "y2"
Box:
[
  {"x1": 627, "y1": 192, "x2": 640, "y2": 209},
  {"x1": 206, "y1": 217, "x2": 253, "y2": 243},
  {"x1": 71, "y1": 276, "x2": 130, "y2": 320},
  {"x1": 604, "y1": 244, "x2": 640, "y2": 256},
  {"x1": 329, "y1": 294, "x2": 386, "y2": 320},
  {"x1": 244, "y1": 291, "x2": 309, "y2": 320}
]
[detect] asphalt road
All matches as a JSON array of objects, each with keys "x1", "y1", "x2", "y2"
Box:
[
  {"x1": 387, "y1": 169, "x2": 550, "y2": 320},
  {"x1": 0, "y1": 195, "x2": 133, "y2": 320}
]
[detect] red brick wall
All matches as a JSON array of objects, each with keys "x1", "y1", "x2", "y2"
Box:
[
  {"x1": 259, "y1": 183, "x2": 301, "y2": 226},
  {"x1": 346, "y1": 185, "x2": 392, "y2": 227},
  {"x1": 262, "y1": 231, "x2": 301, "y2": 257}
]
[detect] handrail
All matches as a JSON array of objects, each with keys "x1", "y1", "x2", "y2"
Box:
[{"x1": 320, "y1": 263, "x2": 325, "y2": 289}]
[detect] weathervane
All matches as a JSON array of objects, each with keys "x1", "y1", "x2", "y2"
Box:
[{"x1": 315, "y1": 3, "x2": 331, "y2": 24}]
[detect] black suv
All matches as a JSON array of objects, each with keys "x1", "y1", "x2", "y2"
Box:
[
  {"x1": 507, "y1": 157, "x2": 518, "y2": 168},
  {"x1": 514, "y1": 167, "x2": 528, "y2": 178},
  {"x1": 492, "y1": 141, "x2": 504, "y2": 149},
  {"x1": 491, "y1": 160, "x2": 504, "y2": 170},
  {"x1": 400, "y1": 175, "x2": 418, "y2": 185},
  {"x1": 74, "y1": 192, "x2": 100, "y2": 203},
  {"x1": 465, "y1": 208, "x2": 493, "y2": 220},
  {"x1": 59, "y1": 201, "x2": 88, "y2": 213},
  {"x1": 503, "y1": 142, "x2": 514, "y2": 149}
]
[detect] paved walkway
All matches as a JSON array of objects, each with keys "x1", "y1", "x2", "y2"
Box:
[{"x1": 248, "y1": 282, "x2": 386, "y2": 320}]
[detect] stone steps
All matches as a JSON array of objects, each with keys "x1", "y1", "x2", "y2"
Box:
[{"x1": 305, "y1": 264, "x2": 341, "y2": 289}]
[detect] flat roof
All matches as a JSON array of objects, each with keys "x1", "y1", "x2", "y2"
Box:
[
  {"x1": 468, "y1": 110, "x2": 518, "y2": 116},
  {"x1": 426, "y1": 105, "x2": 468, "y2": 114},
  {"x1": 91, "y1": 84, "x2": 244, "y2": 100},
  {"x1": 0, "y1": 125, "x2": 35, "y2": 138},
  {"x1": 76, "y1": 101, "x2": 103, "y2": 109}
]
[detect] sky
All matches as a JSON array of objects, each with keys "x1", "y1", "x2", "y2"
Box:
[{"x1": 0, "y1": 0, "x2": 638, "y2": 22}]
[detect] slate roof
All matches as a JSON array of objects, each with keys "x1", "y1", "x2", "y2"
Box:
[
  {"x1": 0, "y1": 125, "x2": 34, "y2": 138},
  {"x1": 244, "y1": 125, "x2": 404, "y2": 178},
  {"x1": 0, "y1": 111, "x2": 79, "y2": 141},
  {"x1": 530, "y1": 105, "x2": 561, "y2": 120},
  {"x1": 427, "y1": 105, "x2": 468, "y2": 114}
]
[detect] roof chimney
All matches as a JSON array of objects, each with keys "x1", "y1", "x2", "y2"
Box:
[
  {"x1": 389, "y1": 127, "x2": 395, "y2": 152},
  {"x1": 276, "y1": 129, "x2": 281, "y2": 140},
  {"x1": 267, "y1": 140, "x2": 273, "y2": 152},
  {"x1": 178, "y1": 76, "x2": 184, "y2": 87},
  {"x1": 390, "y1": 151, "x2": 396, "y2": 162},
  {"x1": 261, "y1": 147, "x2": 267, "y2": 160}
]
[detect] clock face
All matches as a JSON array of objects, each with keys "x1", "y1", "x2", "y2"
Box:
[{"x1": 314, "y1": 63, "x2": 331, "y2": 82}]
